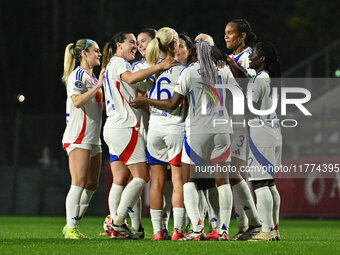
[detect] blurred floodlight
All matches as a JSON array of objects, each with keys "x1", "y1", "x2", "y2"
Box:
[
  {"x1": 17, "y1": 94, "x2": 25, "y2": 103},
  {"x1": 334, "y1": 69, "x2": 340, "y2": 78}
]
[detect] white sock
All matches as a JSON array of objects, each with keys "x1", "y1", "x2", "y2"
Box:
[
  {"x1": 114, "y1": 178, "x2": 146, "y2": 225},
  {"x1": 206, "y1": 187, "x2": 219, "y2": 231},
  {"x1": 233, "y1": 197, "x2": 248, "y2": 232},
  {"x1": 129, "y1": 197, "x2": 142, "y2": 231},
  {"x1": 65, "y1": 185, "x2": 84, "y2": 228},
  {"x1": 173, "y1": 207, "x2": 185, "y2": 232},
  {"x1": 162, "y1": 180, "x2": 172, "y2": 230},
  {"x1": 255, "y1": 186, "x2": 274, "y2": 232},
  {"x1": 78, "y1": 189, "x2": 95, "y2": 218},
  {"x1": 269, "y1": 185, "x2": 280, "y2": 230},
  {"x1": 109, "y1": 183, "x2": 124, "y2": 217},
  {"x1": 218, "y1": 184, "x2": 233, "y2": 234},
  {"x1": 150, "y1": 209, "x2": 163, "y2": 234},
  {"x1": 183, "y1": 182, "x2": 202, "y2": 232},
  {"x1": 232, "y1": 180, "x2": 261, "y2": 228}
]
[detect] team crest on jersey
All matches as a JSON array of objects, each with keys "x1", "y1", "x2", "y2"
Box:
[{"x1": 74, "y1": 80, "x2": 83, "y2": 88}]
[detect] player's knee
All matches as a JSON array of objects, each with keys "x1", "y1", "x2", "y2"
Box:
[{"x1": 150, "y1": 178, "x2": 164, "y2": 189}]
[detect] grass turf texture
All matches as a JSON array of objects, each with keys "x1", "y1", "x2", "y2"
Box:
[{"x1": 0, "y1": 217, "x2": 339, "y2": 255}]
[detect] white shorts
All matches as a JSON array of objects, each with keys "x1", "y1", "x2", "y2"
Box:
[
  {"x1": 231, "y1": 129, "x2": 247, "y2": 161},
  {"x1": 147, "y1": 130, "x2": 183, "y2": 165},
  {"x1": 64, "y1": 143, "x2": 102, "y2": 157},
  {"x1": 103, "y1": 127, "x2": 146, "y2": 165},
  {"x1": 182, "y1": 133, "x2": 231, "y2": 165},
  {"x1": 248, "y1": 143, "x2": 282, "y2": 181}
]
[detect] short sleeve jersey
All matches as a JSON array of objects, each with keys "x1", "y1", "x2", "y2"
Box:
[
  {"x1": 141, "y1": 60, "x2": 186, "y2": 134},
  {"x1": 62, "y1": 66, "x2": 103, "y2": 145},
  {"x1": 229, "y1": 47, "x2": 256, "y2": 130},
  {"x1": 103, "y1": 56, "x2": 141, "y2": 128},
  {"x1": 131, "y1": 60, "x2": 149, "y2": 92},
  {"x1": 230, "y1": 47, "x2": 256, "y2": 77},
  {"x1": 174, "y1": 62, "x2": 235, "y2": 135},
  {"x1": 247, "y1": 70, "x2": 282, "y2": 146}
]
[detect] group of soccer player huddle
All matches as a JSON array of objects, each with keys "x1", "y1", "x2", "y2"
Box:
[{"x1": 61, "y1": 18, "x2": 282, "y2": 241}]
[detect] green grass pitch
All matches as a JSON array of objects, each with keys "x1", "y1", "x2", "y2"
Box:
[{"x1": 0, "y1": 216, "x2": 339, "y2": 254}]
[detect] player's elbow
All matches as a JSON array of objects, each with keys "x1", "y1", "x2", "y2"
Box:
[
  {"x1": 74, "y1": 103, "x2": 82, "y2": 108},
  {"x1": 125, "y1": 76, "x2": 137, "y2": 84},
  {"x1": 72, "y1": 98, "x2": 82, "y2": 108},
  {"x1": 169, "y1": 103, "x2": 178, "y2": 110}
]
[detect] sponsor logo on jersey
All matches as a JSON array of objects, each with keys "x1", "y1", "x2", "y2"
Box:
[{"x1": 74, "y1": 80, "x2": 83, "y2": 88}]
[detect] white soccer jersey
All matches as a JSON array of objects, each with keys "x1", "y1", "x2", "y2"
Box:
[
  {"x1": 103, "y1": 56, "x2": 141, "y2": 128},
  {"x1": 131, "y1": 60, "x2": 149, "y2": 92},
  {"x1": 131, "y1": 59, "x2": 150, "y2": 143},
  {"x1": 230, "y1": 47, "x2": 256, "y2": 77},
  {"x1": 247, "y1": 70, "x2": 282, "y2": 147},
  {"x1": 142, "y1": 60, "x2": 186, "y2": 134},
  {"x1": 132, "y1": 60, "x2": 147, "y2": 72},
  {"x1": 62, "y1": 66, "x2": 103, "y2": 146},
  {"x1": 174, "y1": 62, "x2": 235, "y2": 135}
]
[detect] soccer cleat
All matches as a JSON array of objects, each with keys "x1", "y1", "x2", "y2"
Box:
[
  {"x1": 109, "y1": 232, "x2": 120, "y2": 240},
  {"x1": 171, "y1": 228, "x2": 184, "y2": 240},
  {"x1": 230, "y1": 231, "x2": 245, "y2": 241},
  {"x1": 205, "y1": 230, "x2": 219, "y2": 241},
  {"x1": 62, "y1": 224, "x2": 68, "y2": 236},
  {"x1": 162, "y1": 229, "x2": 171, "y2": 240},
  {"x1": 238, "y1": 226, "x2": 262, "y2": 241},
  {"x1": 178, "y1": 229, "x2": 205, "y2": 241},
  {"x1": 247, "y1": 231, "x2": 276, "y2": 241},
  {"x1": 132, "y1": 224, "x2": 145, "y2": 239},
  {"x1": 274, "y1": 230, "x2": 280, "y2": 241},
  {"x1": 64, "y1": 228, "x2": 88, "y2": 240},
  {"x1": 151, "y1": 231, "x2": 164, "y2": 241},
  {"x1": 108, "y1": 223, "x2": 139, "y2": 240},
  {"x1": 218, "y1": 231, "x2": 229, "y2": 241}
]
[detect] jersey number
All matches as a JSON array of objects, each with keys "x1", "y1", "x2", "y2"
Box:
[{"x1": 149, "y1": 77, "x2": 171, "y2": 100}]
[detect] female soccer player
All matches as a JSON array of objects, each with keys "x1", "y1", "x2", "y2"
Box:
[
  {"x1": 159, "y1": 32, "x2": 194, "y2": 239},
  {"x1": 101, "y1": 31, "x2": 178, "y2": 239},
  {"x1": 224, "y1": 19, "x2": 263, "y2": 240},
  {"x1": 132, "y1": 28, "x2": 157, "y2": 71},
  {"x1": 175, "y1": 33, "x2": 194, "y2": 66},
  {"x1": 61, "y1": 38, "x2": 105, "y2": 239},
  {"x1": 246, "y1": 41, "x2": 282, "y2": 241},
  {"x1": 138, "y1": 27, "x2": 186, "y2": 241},
  {"x1": 119, "y1": 28, "x2": 157, "y2": 238},
  {"x1": 132, "y1": 39, "x2": 235, "y2": 241}
]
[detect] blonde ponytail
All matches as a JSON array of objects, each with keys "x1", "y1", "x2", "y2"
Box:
[
  {"x1": 145, "y1": 37, "x2": 160, "y2": 66},
  {"x1": 62, "y1": 43, "x2": 76, "y2": 83},
  {"x1": 146, "y1": 27, "x2": 178, "y2": 66},
  {"x1": 61, "y1": 39, "x2": 87, "y2": 84}
]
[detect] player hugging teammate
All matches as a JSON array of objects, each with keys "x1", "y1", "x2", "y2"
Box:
[{"x1": 61, "y1": 19, "x2": 282, "y2": 242}]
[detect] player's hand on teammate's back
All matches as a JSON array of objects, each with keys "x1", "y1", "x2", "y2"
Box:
[
  {"x1": 130, "y1": 96, "x2": 146, "y2": 108},
  {"x1": 159, "y1": 56, "x2": 179, "y2": 70}
]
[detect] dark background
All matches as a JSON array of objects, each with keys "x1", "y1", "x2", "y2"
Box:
[{"x1": 1, "y1": 0, "x2": 340, "y2": 115}]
